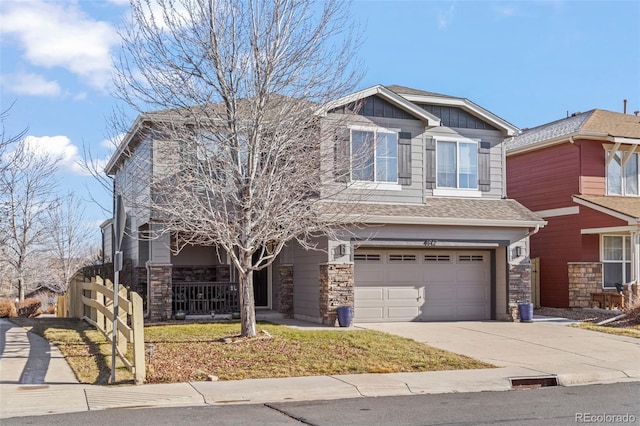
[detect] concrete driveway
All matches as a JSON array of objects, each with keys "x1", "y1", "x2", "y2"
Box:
[{"x1": 356, "y1": 320, "x2": 640, "y2": 385}]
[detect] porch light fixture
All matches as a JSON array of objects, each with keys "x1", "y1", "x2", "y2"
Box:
[
  {"x1": 337, "y1": 244, "x2": 346, "y2": 257},
  {"x1": 514, "y1": 246, "x2": 522, "y2": 258}
]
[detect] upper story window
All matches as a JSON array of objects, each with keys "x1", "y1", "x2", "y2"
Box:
[
  {"x1": 351, "y1": 128, "x2": 398, "y2": 183},
  {"x1": 607, "y1": 150, "x2": 639, "y2": 196},
  {"x1": 436, "y1": 140, "x2": 478, "y2": 189}
]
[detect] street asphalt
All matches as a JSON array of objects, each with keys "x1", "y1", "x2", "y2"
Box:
[{"x1": 1, "y1": 314, "x2": 639, "y2": 419}]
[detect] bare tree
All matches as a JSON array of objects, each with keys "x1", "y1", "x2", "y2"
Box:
[
  {"x1": 113, "y1": 0, "x2": 362, "y2": 336},
  {"x1": 0, "y1": 140, "x2": 60, "y2": 301},
  {"x1": 46, "y1": 193, "x2": 94, "y2": 293}
]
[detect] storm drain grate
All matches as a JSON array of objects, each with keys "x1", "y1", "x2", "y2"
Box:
[{"x1": 510, "y1": 376, "x2": 558, "y2": 389}]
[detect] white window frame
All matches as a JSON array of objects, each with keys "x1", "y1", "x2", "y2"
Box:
[
  {"x1": 601, "y1": 234, "x2": 631, "y2": 288},
  {"x1": 350, "y1": 126, "x2": 399, "y2": 185},
  {"x1": 606, "y1": 149, "x2": 639, "y2": 196},
  {"x1": 434, "y1": 136, "x2": 480, "y2": 194}
]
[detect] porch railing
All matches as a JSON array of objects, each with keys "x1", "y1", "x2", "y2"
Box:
[{"x1": 172, "y1": 281, "x2": 239, "y2": 315}]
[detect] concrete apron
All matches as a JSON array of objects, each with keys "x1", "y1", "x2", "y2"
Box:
[{"x1": 356, "y1": 321, "x2": 640, "y2": 386}]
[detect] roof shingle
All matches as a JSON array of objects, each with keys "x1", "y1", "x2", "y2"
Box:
[{"x1": 506, "y1": 109, "x2": 640, "y2": 152}]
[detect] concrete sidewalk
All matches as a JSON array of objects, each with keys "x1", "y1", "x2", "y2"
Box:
[{"x1": 1, "y1": 316, "x2": 639, "y2": 419}]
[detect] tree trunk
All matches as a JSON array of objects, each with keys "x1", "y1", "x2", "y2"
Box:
[
  {"x1": 239, "y1": 258, "x2": 257, "y2": 337},
  {"x1": 18, "y1": 273, "x2": 25, "y2": 302}
]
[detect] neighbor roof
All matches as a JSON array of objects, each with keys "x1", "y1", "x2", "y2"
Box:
[
  {"x1": 573, "y1": 195, "x2": 640, "y2": 222},
  {"x1": 506, "y1": 109, "x2": 640, "y2": 154}
]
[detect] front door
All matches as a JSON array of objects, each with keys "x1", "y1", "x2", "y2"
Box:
[{"x1": 252, "y1": 252, "x2": 269, "y2": 308}]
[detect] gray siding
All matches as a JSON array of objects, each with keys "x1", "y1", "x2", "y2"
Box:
[{"x1": 291, "y1": 238, "x2": 328, "y2": 320}]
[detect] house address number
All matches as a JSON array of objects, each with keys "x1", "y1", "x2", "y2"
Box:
[{"x1": 423, "y1": 240, "x2": 438, "y2": 246}]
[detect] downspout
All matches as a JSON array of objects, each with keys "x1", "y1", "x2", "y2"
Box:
[{"x1": 525, "y1": 224, "x2": 541, "y2": 239}]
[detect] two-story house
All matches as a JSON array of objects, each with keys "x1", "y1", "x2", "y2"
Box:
[
  {"x1": 506, "y1": 109, "x2": 640, "y2": 308},
  {"x1": 105, "y1": 84, "x2": 545, "y2": 324}
]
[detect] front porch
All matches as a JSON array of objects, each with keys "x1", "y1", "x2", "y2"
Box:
[{"x1": 568, "y1": 262, "x2": 638, "y2": 309}]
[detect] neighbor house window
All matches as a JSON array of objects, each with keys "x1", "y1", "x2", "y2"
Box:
[
  {"x1": 602, "y1": 235, "x2": 631, "y2": 288},
  {"x1": 607, "y1": 150, "x2": 639, "y2": 196},
  {"x1": 351, "y1": 129, "x2": 398, "y2": 183},
  {"x1": 437, "y1": 140, "x2": 478, "y2": 189}
]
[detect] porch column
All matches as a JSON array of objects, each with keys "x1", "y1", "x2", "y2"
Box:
[
  {"x1": 278, "y1": 264, "x2": 294, "y2": 317},
  {"x1": 567, "y1": 262, "x2": 602, "y2": 308},
  {"x1": 319, "y1": 263, "x2": 354, "y2": 326},
  {"x1": 146, "y1": 263, "x2": 173, "y2": 321},
  {"x1": 508, "y1": 263, "x2": 531, "y2": 321}
]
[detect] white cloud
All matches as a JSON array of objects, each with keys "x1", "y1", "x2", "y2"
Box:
[
  {"x1": 100, "y1": 133, "x2": 125, "y2": 150},
  {"x1": 0, "y1": 1, "x2": 120, "y2": 91},
  {"x1": 2, "y1": 72, "x2": 62, "y2": 96},
  {"x1": 107, "y1": 0, "x2": 130, "y2": 5},
  {"x1": 23, "y1": 135, "x2": 86, "y2": 174},
  {"x1": 437, "y1": 4, "x2": 456, "y2": 29}
]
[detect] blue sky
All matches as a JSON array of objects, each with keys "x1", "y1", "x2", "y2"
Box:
[{"x1": 1, "y1": 0, "x2": 639, "y2": 242}]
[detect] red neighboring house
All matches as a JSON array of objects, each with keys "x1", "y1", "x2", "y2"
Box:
[{"x1": 506, "y1": 109, "x2": 640, "y2": 308}]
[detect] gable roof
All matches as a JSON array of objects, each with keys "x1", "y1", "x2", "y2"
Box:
[
  {"x1": 321, "y1": 84, "x2": 519, "y2": 135},
  {"x1": 319, "y1": 85, "x2": 441, "y2": 125},
  {"x1": 506, "y1": 109, "x2": 640, "y2": 154},
  {"x1": 386, "y1": 85, "x2": 519, "y2": 136}
]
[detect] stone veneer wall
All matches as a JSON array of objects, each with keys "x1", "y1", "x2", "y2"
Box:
[
  {"x1": 319, "y1": 263, "x2": 354, "y2": 326},
  {"x1": 508, "y1": 263, "x2": 532, "y2": 322},
  {"x1": 568, "y1": 262, "x2": 602, "y2": 308},
  {"x1": 278, "y1": 264, "x2": 294, "y2": 317},
  {"x1": 148, "y1": 264, "x2": 172, "y2": 322}
]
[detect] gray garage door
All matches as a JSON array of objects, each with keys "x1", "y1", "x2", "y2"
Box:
[{"x1": 354, "y1": 250, "x2": 491, "y2": 322}]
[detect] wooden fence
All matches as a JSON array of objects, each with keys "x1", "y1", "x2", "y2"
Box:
[{"x1": 57, "y1": 273, "x2": 145, "y2": 385}]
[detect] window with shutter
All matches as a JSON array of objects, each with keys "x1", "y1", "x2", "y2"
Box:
[{"x1": 349, "y1": 127, "x2": 399, "y2": 183}]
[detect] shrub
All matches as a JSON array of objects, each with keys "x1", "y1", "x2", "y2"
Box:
[
  {"x1": 0, "y1": 298, "x2": 17, "y2": 318},
  {"x1": 17, "y1": 298, "x2": 42, "y2": 318},
  {"x1": 624, "y1": 297, "x2": 640, "y2": 324}
]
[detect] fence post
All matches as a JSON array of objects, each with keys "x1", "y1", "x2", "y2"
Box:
[
  {"x1": 131, "y1": 291, "x2": 146, "y2": 385},
  {"x1": 117, "y1": 283, "x2": 128, "y2": 355},
  {"x1": 104, "y1": 279, "x2": 114, "y2": 335},
  {"x1": 56, "y1": 295, "x2": 66, "y2": 318},
  {"x1": 73, "y1": 276, "x2": 84, "y2": 319},
  {"x1": 95, "y1": 276, "x2": 105, "y2": 331}
]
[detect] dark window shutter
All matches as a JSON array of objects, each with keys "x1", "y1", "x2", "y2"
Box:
[
  {"x1": 478, "y1": 141, "x2": 491, "y2": 192},
  {"x1": 398, "y1": 132, "x2": 412, "y2": 185},
  {"x1": 334, "y1": 127, "x2": 351, "y2": 182},
  {"x1": 425, "y1": 137, "x2": 436, "y2": 189}
]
